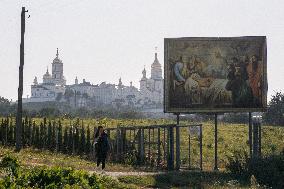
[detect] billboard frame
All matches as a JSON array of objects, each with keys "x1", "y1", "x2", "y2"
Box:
[{"x1": 164, "y1": 36, "x2": 267, "y2": 113}]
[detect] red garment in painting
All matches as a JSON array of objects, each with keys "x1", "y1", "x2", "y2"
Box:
[{"x1": 247, "y1": 62, "x2": 263, "y2": 100}]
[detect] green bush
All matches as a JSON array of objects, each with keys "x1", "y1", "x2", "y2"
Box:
[
  {"x1": 0, "y1": 155, "x2": 136, "y2": 189},
  {"x1": 0, "y1": 164, "x2": 101, "y2": 188},
  {"x1": 226, "y1": 150, "x2": 284, "y2": 188},
  {"x1": 0, "y1": 154, "x2": 20, "y2": 178},
  {"x1": 226, "y1": 150, "x2": 250, "y2": 178}
]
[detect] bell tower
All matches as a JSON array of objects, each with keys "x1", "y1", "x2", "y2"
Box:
[
  {"x1": 150, "y1": 47, "x2": 162, "y2": 80},
  {"x1": 52, "y1": 48, "x2": 66, "y2": 85}
]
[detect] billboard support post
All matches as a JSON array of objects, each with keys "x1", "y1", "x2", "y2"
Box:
[
  {"x1": 200, "y1": 125, "x2": 203, "y2": 170},
  {"x1": 249, "y1": 112, "x2": 253, "y2": 158},
  {"x1": 253, "y1": 121, "x2": 259, "y2": 158},
  {"x1": 214, "y1": 113, "x2": 218, "y2": 171},
  {"x1": 259, "y1": 123, "x2": 262, "y2": 157},
  {"x1": 176, "y1": 113, "x2": 180, "y2": 170}
]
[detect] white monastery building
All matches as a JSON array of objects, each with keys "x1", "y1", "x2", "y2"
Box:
[{"x1": 24, "y1": 48, "x2": 163, "y2": 109}]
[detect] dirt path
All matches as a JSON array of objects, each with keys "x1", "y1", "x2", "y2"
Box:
[
  {"x1": 27, "y1": 162, "x2": 165, "y2": 178},
  {"x1": 89, "y1": 170, "x2": 165, "y2": 177}
]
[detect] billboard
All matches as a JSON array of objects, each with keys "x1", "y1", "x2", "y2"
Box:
[{"x1": 164, "y1": 37, "x2": 267, "y2": 113}]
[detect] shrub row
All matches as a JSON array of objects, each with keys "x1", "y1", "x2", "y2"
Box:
[
  {"x1": 226, "y1": 150, "x2": 284, "y2": 188},
  {"x1": 0, "y1": 155, "x2": 135, "y2": 189},
  {"x1": 0, "y1": 117, "x2": 92, "y2": 155}
]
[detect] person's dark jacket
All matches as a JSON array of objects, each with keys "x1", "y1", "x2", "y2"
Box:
[{"x1": 95, "y1": 132, "x2": 109, "y2": 159}]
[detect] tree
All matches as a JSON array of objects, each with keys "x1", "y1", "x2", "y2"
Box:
[
  {"x1": 263, "y1": 92, "x2": 284, "y2": 125},
  {"x1": 57, "y1": 120, "x2": 63, "y2": 152},
  {"x1": 63, "y1": 126, "x2": 69, "y2": 153},
  {"x1": 0, "y1": 97, "x2": 11, "y2": 120},
  {"x1": 47, "y1": 121, "x2": 52, "y2": 150},
  {"x1": 80, "y1": 125, "x2": 86, "y2": 154},
  {"x1": 86, "y1": 125, "x2": 91, "y2": 154},
  {"x1": 39, "y1": 107, "x2": 60, "y2": 117}
]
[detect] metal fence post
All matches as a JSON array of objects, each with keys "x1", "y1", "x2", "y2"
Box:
[
  {"x1": 167, "y1": 126, "x2": 174, "y2": 170},
  {"x1": 157, "y1": 127, "x2": 161, "y2": 168},
  {"x1": 138, "y1": 128, "x2": 145, "y2": 164},
  {"x1": 176, "y1": 125, "x2": 180, "y2": 170}
]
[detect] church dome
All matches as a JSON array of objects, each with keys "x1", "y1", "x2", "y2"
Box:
[
  {"x1": 150, "y1": 49, "x2": 162, "y2": 80},
  {"x1": 151, "y1": 52, "x2": 161, "y2": 68},
  {"x1": 141, "y1": 66, "x2": 147, "y2": 80},
  {"x1": 43, "y1": 68, "x2": 51, "y2": 79}
]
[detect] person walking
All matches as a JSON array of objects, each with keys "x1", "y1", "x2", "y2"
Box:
[{"x1": 94, "y1": 126, "x2": 109, "y2": 171}]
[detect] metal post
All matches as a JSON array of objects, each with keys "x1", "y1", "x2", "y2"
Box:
[
  {"x1": 138, "y1": 128, "x2": 145, "y2": 164},
  {"x1": 249, "y1": 112, "x2": 253, "y2": 158},
  {"x1": 176, "y1": 114, "x2": 180, "y2": 170},
  {"x1": 122, "y1": 128, "x2": 126, "y2": 153},
  {"x1": 167, "y1": 126, "x2": 174, "y2": 170},
  {"x1": 157, "y1": 127, "x2": 161, "y2": 168},
  {"x1": 188, "y1": 130, "x2": 191, "y2": 169},
  {"x1": 200, "y1": 125, "x2": 203, "y2": 171},
  {"x1": 214, "y1": 114, "x2": 218, "y2": 171},
  {"x1": 253, "y1": 121, "x2": 259, "y2": 158},
  {"x1": 258, "y1": 122, "x2": 261, "y2": 157},
  {"x1": 163, "y1": 127, "x2": 166, "y2": 163}
]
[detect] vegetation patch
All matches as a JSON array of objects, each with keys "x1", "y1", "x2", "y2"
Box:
[
  {"x1": 0, "y1": 154, "x2": 137, "y2": 189},
  {"x1": 226, "y1": 150, "x2": 284, "y2": 188},
  {"x1": 118, "y1": 171, "x2": 250, "y2": 188}
]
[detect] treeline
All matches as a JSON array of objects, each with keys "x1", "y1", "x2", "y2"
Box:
[
  {"x1": 0, "y1": 98, "x2": 144, "y2": 119},
  {"x1": 24, "y1": 107, "x2": 143, "y2": 119},
  {"x1": 0, "y1": 117, "x2": 93, "y2": 155},
  {"x1": 1, "y1": 91, "x2": 284, "y2": 125}
]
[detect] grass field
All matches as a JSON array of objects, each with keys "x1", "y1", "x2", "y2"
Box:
[
  {"x1": 1, "y1": 118, "x2": 283, "y2": 188},
  {"x1": 3, "y1": 117, "x2": 284, "y2": 170},
  {"x1": 0, "y1": 146, "x2": 252, "y2": 188}
]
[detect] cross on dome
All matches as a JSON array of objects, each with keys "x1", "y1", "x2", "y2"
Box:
[{"x1": 56, "y1": 48, "x2": 59, "y2": 58}]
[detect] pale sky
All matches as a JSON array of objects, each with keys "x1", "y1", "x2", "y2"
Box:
[{"x1": 1, "y1": 0, "x2": 284, "y2": 101}]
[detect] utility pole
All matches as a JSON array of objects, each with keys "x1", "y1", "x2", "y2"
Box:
[{"x1": 16, "y1": 7, "x2": 28, "y2": 152}]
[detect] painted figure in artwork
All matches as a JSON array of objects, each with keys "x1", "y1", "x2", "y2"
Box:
[
  {"x1": 247, "y1": 55, "x2": 263, "y2": 105},
  {"x1": 226, "y1": 57, "x2": 254, "y2": 107},
  {"x1": 191, "y1": 56, "x2": 206, "y2": 77}
]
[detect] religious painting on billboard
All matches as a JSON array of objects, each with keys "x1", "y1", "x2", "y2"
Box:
[{"x1": 164, "y1": 37, "x2": 267, "y2": 113}]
